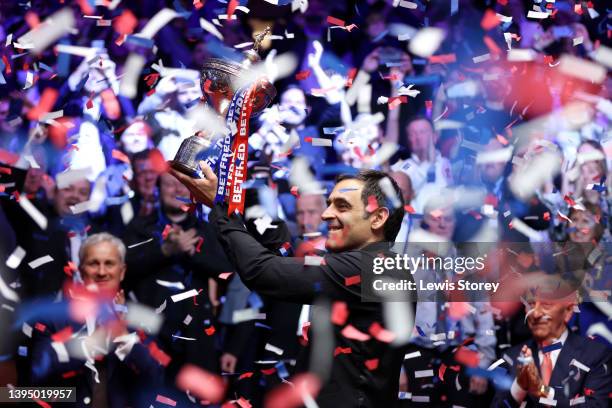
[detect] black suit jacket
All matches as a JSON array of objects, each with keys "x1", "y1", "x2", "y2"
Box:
[
  {"x1": 30, "y1": 318, "x2": 164, "y2": 408},
  {"x1": 209, "y1": 203, "x2": 414, "y2": 408},
  {"x1": 491, "y1": 331, "x2": 612, "y2": 407}
]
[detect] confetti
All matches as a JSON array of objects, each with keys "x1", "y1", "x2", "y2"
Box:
[
  {"x1": 28, "y1": 255, "x2": 54, "y2": 269},
  {"x1": 409, "y1": 27, "x2": 445, "y2": 58},
  {"x1": 6, "y1": 246, "x2": 26, "y2": 269},
  {"x1": 527, "y1": 10, "x2": 549, "y2": 19},
  {"x1": 331, "y1": 301, "x2": 348, "y2": 325},
  {"x1": 341, "y1": 325, "x2": 371, "y2": 341},
  {"x1": 557, "y1": 54, "x2": 607, "y2": 84},
  {"x1": 176, "y1": 364, "x2": 226, "y2": 403},
  {"x1": 16, "y1": 8, "x2": 76, "y2": 54},
  {"x1": 171, "y1": 289, "x2": 199, "y2": 303}
]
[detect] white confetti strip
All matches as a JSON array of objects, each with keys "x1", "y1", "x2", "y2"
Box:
[
  {"x1": 592, "y1": 46, "x2": 612, "y2": 69},
  {"x1": 304, "y1": 255, "x2": 324, "y2": 266},
  {"x1": 156, "y1": 280, "x2": 186, "y2": 290},
  {"x1": 17, "y1": 8, "x2": 76, "y2": 53},
  {"x1": 527, "y1": 10, "x2": 549, "y2": 19},
  {"x1": 558, "y1": 54, "x2": 606, "y2": 84},
  {"x1": 414, "y1": 369, "x2": 434, "y2": 378},
  {"x1": 28, "y1": 255, "x2": 54, "y2": 269},
  {"x1": 70, "y1": 201, "x2": 92, "y2": 214},
  {"x1": 119, "y1": 53, "x2": 146, "y2": 98},
  {"x1": 172, "y1": 334, "x2": 196, "y2": 341},
  {"x1": 233, "y1": 308, "x2": 266, "y2": 323},
  {"x1": 171, "y1": 289, "x2": 199, "y2": 303},
  {"x1": 310, "y1": 138, "x2": 332, "y2": 147},
  {"x1": 570, "y1": 359, "x2": 590, "y2": 372},
  {"x1": 6, "y1": 247, "x2": 26, "y2": 269},
  {"x1": 0, "y1": 272, "x2": 19, "y2": 303},
  {"x1": 51, "y1": 341, "x2": 70, "y2": 362},
  {"x1": 22, "y1": 323, "x2": 33, "y2": 338},
  {"x1": 183, "y1": 314, "x2": 193, "y2": 325},
  {"x1": 507, "y1": 49, "x2": 537, "y2": 62},
  {"x1": 200, "y1": 18, "x2": 223, "y2": 41},
  {"x1": 126, "y1": 302, "x2": 164, "y2": 334},
  {"x1": 487, "y1": 358, "x2": 505, "y2": 370},
  {"x1": 409, "y1": 27, "x2": 445, "y2": 58},
  {"x1": 411, "y1": 396, "x2": 430, "y2": 403},
  {"x1": 472, "y1": 53, "x2": 491, "y2": 63},
  {"x1": 404, "y1": 351, "x2": 421, "y2": 360},
  {"x1": 264, "y1": 343, "x2": 284, "y2": 356},
  {"x1": 127, "y1": 238, "x2": 154, "y2": 249},
  {"x1": 570, "y1": 396, "x2": 586, "y2": 406},
  {"x1": 155, "y1": 299, "x2": 167, "y2": 314},
  {"x1": 538, "y1": 397, "x2": 557, "y2": 406}
]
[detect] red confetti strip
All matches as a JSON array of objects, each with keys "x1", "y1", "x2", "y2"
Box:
[
  {"x1": 113, "y1": 9, "x2": 138, "y2": 35},
  {"x1": 194, "y1": 0, "x2": 205, "y2": 9},
  {"x1": 368, "y1": 322, "x2": 396, "y2": 343},
  {"x1": 480, "y1": 9, "x2": 500, "y2": 30},
  {"x1": 439, "y1": 363, "x2": 447, "y2": 381},
  {"x1": 290, "y1": 186, "x2": 299, "y2": 197},
  {"x1": 301, "y1": 322, "x2": 310, "y2": 343},
  {"x1": 33, "y1": 399, "x2": 51, "y2": 408},
  {"x1": 365, "y1": 358, "x2": 379, "y2": 370},
  {"x1": 326, "y1": 16, "x2": 345, "y2": 26},
  {"x1": 24, "y1": 11, "x2": 40, "y2": 29},
  {"x1": 0, "y1": 166, "x2": 12, "y2": 175},
  {"x1": 341, "y1": 325, "x2": 371, "y2": 341},
  {"x1": 331, "y1": 301, "x2": 348, "y2": 325},
  {"x1": 27, "y1": 88, "x2": 58, "y2": 121},
  {"x1": 333, "y1": 346, "x2": 352, "y2": 356},
  {"x1": 51, "y1": 326, "x2": 73, "y2": 343},
  {"x1": 295, "y1": 70, "x2": 311, "y2": 80},
  {"x1": 156, "y1": 395, "x2": 177, "y2": 406},
  {"x1": 429, "y1": 54, "x2": 457, "y2": 64},
  {"x1": 2, "y1": 55, "x2": 11, "y2": 74},
  {"x1": 238, "y1": 371, "x2": 253, "y2": 380},
  {"x1": 227, "y1": 0, "x2": 238, "y2": 21},
  {"x1": 204, "y1": 326, "x2": 216, "y2": 336},
  {"x1": 483, "y1": 35, "x2": 502, "y2": 56},
  {"x1": 261, "y1": 367, "x2": 276, "y2": 375},
  {"x1": 148, "y1": 341, "x2": 172, "y2": 366},
  {"x1": 236, "y1": 397, "x2": 252, "y2": 408},
  {"x1": 404, "y1": 205, "x2": 415, "y2": 214},
  {"x1": 344, "y1": 275, "x2": 361, "y2": 286},
  {"x1": 112, "y1": 149, "x2": 131, "y2": 164},
  {"x1": 62, "y1": 370, "x2": 78, "y2": 378},
  {"x1": 218, "y1": 272, "x2": 233, "y2": 280},
  {"x1": 345, "y1": 68, "x2": 357, "y2": 87},
  {"x1": 454, "y1": 346, "x2": 479, "y2": 367},
  {"x1": 366, "y1": 195, "x2": 379, "y2": 212},
  {"x1": 195, "y1": 236, "x2": 204, "y2": 253},
  {"x1": 34, "y1": 322, "x2": 46, "y2": 332}
]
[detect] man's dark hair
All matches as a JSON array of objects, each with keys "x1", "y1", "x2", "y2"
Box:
[
  {"x1": 406, "y1": 115, "x2": 434, "y2": 131},
  {"x1": 336, "y1": 170, "x2": 405, "y2": 241}
]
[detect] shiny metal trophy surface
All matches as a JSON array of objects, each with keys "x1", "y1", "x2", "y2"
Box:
[{"x1": 170, "y1": 28, "x2": 276, "y2": 177}]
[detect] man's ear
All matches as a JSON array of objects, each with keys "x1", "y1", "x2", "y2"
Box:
[
  {"x1": 120, "y1": 264, "x2": 126, "y2": 282},
  {"x1": 370, "y1": 207, "x2": 390, "y2": 233}
]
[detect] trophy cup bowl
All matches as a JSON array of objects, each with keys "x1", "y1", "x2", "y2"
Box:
[{"x1": 170, "y1": 47, "x2": 277, "y2": 177}]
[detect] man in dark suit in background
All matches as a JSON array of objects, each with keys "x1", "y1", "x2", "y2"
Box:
[
  {"x1": 29, "y1": 233, "x2": 164, "y2": 407},
  {"x1": 491, "y1": 280, "x2": 611, "y2": 407},
  {"x1": 171, "y1": 164, "x2": 414, "y2": 408}
]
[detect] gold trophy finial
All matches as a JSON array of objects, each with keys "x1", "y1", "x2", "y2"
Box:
[{"x1": 253, "y1": 26, "x2": 271, "y2": 54}]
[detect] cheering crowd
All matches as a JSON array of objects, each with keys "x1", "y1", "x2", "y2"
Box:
[{"x1": 0, "y1": 0, "x2": 611, "y2": 407}]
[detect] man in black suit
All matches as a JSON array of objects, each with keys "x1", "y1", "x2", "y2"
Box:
[
  {"x1": 171, "y1": 164, "x2": 413, "y2": 407},
  {"x1": 29, "y1": 233, "x2": 164, "y2": 407},
  {"x1": 491, "y1": 283, "x2": 612, "y2": 407}
]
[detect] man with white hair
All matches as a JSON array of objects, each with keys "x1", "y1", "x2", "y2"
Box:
[{"x1": 30, "y1": 232, "x2": 164, "y2": 408}]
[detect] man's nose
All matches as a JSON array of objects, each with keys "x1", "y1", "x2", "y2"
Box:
[{"x1": 321, "y1": 207, "x2": 333, "y2": 220}]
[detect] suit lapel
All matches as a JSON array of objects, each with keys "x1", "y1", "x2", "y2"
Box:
[
  {"x1": 549, "y1": 332, "x2": 579, "y2": 387},
  {"x1": 528, "y1": 340, "x2": 541, "y2": 372}
]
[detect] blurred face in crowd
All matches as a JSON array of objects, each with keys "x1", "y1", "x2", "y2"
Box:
[
  {"x1": 192, "y1": 42, "x2": 208, "y2": 69},
  {"x1": 133, "y1": 157, "x2": 159, "y2": 199},
  {"x1": 568, "y1": 210, "x2": 598, "y2": 243},
  {"x1": 526, "y1": 298, "x2": 574, "y2": 344},
  {"x1": 160, "y1": 173, "x2": 190, "y2": 214},
  {"x1": 578, "y1": 143, "x2": 605, "y2": 183},
  {"x1": 279, "y1": 88, "x2": 307, "y2": 127},
  {"x1": 322, "y1": 179, "x2": 386, "y2": 252},
  {"x1": 390, "y1": 171, "x2": 413, "y2": 205},
  {"x1": 479, "y1": 138, "x2": 506, "y2": 185},
  {"x1": 177, "y1": 82, "x2": 202, "y2": 108},
  {"x1": 54, "y1": 179, "x2": 91, "y2": 217},
  {"x1": 80, "y1": 241, "x2": 125, "y2": 294},
  {"x1": 23, "y1": 147, "x2": 49, "y2": 196},
  {"x1": 297, "y1": 194, "x2": 326, "y2": 235},
  {"x1": 423, "y1": 206, "x2": 455, "y2": 239},
  {"x1": 407, "y1": 119, "x2": 436, "y2": 162},
  {"x1": 121, "y1": 122, "x2": 151, "y2": 155}
]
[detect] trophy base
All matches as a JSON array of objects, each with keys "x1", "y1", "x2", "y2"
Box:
[{"x1": 169, "y1": 160, "x2": 201, "y2": 178}]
